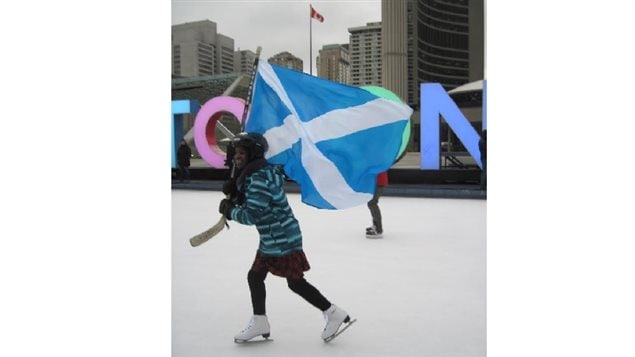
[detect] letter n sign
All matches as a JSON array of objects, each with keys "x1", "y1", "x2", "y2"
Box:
[{"x1": 420, "y1": 82, "x2": 485, "y2": 170}]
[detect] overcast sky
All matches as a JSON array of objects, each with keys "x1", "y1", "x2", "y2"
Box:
[{"x1": 172, "y1": 0, "x2": 382, "y2": 74}]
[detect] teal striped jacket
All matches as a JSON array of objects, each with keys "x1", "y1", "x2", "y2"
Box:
[{"x1": 230, "y1": 165, "x2": 303, "y2": 257}]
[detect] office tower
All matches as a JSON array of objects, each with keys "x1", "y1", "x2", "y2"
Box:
[
  {"x1": 268, "y1": 51, "x2": 303, "y2": 72},
  {"x1": 348, "y1": 22, "x2": 382, "y2": 86},
  {"x1": 172, "y1": 20, "x2": 235, "y2": 77},
  {"x1": 382, "y1": 0, "x2": 484, "y2": 105},
  {"x1": 467, "y1": 0, "x2": 485, "y2": 82},
  {"x1": 234, "y1": 49, "x2": 257, "y2": 75},
  {"x1": 413, "y1": 0, "x2": 484, "y2": 91},
  {"x1": 381, "y1": 0, "x2": 417, "y2": 106},
  {"x1": 316, "y1": 44, "x2": 350, "y2": 84},
  {"x1": 381, "y1": 1, "x2": 409, "y2": 102}
]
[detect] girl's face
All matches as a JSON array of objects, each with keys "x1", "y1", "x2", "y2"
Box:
[{"x1": 233, "y1": 146, "x2": 249, "y2": 169}]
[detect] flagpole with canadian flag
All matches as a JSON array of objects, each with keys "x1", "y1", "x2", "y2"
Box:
[{"x1": 309, "y1": 4, "x2": 324, "y2": 75}]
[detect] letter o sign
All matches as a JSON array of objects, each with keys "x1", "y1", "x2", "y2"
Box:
[{"x1": 193, "y1": 96, "x2": 245, "y2": 168}]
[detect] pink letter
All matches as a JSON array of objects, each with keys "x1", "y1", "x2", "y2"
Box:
[{"x1": 193, "y1": 96, "x2": 245, "y2": 168}]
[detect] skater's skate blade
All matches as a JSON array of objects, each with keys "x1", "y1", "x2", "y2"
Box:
[
  {"x1": 324, "y1": 318, "x2": 357, "y2": 343},
  {"x1": 234, "y1": 337, "x2": 273, "y2": 344}
]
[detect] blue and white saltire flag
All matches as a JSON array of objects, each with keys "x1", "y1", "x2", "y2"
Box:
[{"x1": 245, "y1": 62, "x2": 413, "y2": 210}]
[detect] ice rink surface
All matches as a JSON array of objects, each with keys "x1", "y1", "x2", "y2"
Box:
[{"x1": 172, "y1": 190, "x2": 486, "y2": 357}]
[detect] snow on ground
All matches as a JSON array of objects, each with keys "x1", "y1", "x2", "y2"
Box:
[{"x1": 172, "y1": 190, "x2": 486, "y2": 357}]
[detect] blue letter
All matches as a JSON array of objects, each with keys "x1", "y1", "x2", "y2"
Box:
[
  {"x1": 420, "y1": 83, "x2": 484, "y2": 169},
  {"x1": 171, "y1": 100, "x2": 200, "y2": 168}
]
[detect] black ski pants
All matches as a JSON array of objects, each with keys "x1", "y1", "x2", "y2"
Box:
[
  {"x1": 367, "y1": 186, "x2": 384, "y2": 232},
  {"x1": 247, "y1": 268, "x2": 331, "y2": 315}
]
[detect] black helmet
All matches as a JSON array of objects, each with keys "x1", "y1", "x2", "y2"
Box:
[{"x1": 232, "y1": 132, "x2": 268, "y2": 160}]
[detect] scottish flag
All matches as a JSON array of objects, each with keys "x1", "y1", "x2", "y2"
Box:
[{"x1": 246, "y1": 62, "x2": 413, "y2": 209}]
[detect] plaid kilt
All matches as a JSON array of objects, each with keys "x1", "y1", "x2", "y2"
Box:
[{"x1": 251, "y1": 250, "x2": 311, "y2": 279}]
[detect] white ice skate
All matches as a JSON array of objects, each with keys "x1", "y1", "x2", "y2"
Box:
[
  {"x1": 234, "y1": 315, "x2": 271, "y2": 343},
  {"x1": 321, "y1": 304, "x2": 356, "y2": 342}
]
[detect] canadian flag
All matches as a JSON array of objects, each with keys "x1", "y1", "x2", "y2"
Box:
[{"x1": 310, "y1": 5, "x2": 324, "y2": 22}]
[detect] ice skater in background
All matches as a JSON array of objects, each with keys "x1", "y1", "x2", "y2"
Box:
[
  {"x1": 218, "y1": 132, "x2": 355, "y2": 343},
  {"x1": 366, "y1": 171, "x2": 388, "y2": 238},
  {"x1": 176, "y1": 139, "x2": 192, "y2": 182},
  {"x1": 479, "y1": 129, "x2": 487, "y2": 191}
]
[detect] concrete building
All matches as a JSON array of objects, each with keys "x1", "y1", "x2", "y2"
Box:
[
  {"x1": 381, "y1": 1, "x2": 409, "y2": 102},
  {"x1": 268, "y1": 51, "x2": 303, "y2": 72},
  {"x1": 316, "y1": 44, "x2": 350, "y2": 84},
  {"x1": 348, "y1": 22, "x2": 383, "y2": 86},
  {"x1": 413, "y1": 0, "x2": 484, "y2": 92},
  {"x1": 172, "y1": 20, "x2": 235, "y2": 77},
  {"x1": 381, "y1": 0, "x2": 484, "y2": 106},
  {"x1": 234, "y1": 49, "x2": 257, "y2": 75}
]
